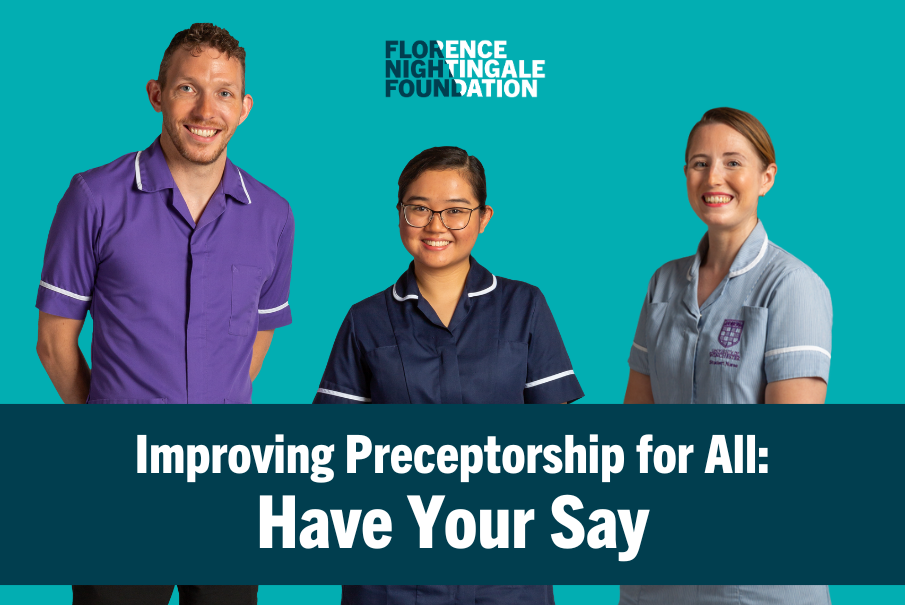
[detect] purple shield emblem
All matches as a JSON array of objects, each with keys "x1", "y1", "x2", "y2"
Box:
[{"x1": 718, "y1": 319, "x2": 745, "y2": 348}]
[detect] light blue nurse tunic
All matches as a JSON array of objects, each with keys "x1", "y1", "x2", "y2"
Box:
[
  {"x1": 628, "y1": 220, "x2": 832, "y2": 404},
  {"x1": 623, "y1": 221, "x2": 832, "y2": 604},
  {"x1": 619, "y1": 585, "x2": 832, "y2": 605}
]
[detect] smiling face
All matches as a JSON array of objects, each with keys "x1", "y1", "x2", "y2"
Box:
[
  {"x1": 399, "y1": 169, "x2": 493, "y2": 273},
  {"x1": 148, "y1": 45, "x2": 252, "y2": 166},
  {"x1": 685, "y1": 123, "x2": 776, "y2": 233}
]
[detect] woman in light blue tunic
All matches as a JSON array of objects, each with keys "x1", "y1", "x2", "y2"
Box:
[
  {"x1": 621, "y1": 108, "x2": 832, "y2": 604},
  {"x1": 625, "y1": 107, "x2": 831, "y2": 405}
]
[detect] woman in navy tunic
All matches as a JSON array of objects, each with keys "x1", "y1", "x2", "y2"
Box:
[
  {"x1": 315, "y1": 147, "x2": 581, "y2": 605},
  {"x1": 622, "y1": 109, "x2": 832, "y2": 603},
  {"x1": 314, "y1": 146, "x2": 583, "y2": 406}
]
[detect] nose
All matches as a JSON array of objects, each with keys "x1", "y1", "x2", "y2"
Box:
[
  {"x1": 424, "y1": 211, "x2": 450, "y2": 233},
  {"x1": 707, "y1": 163, "x2": 725, "y2": 186},
  {"x1": 194, "y1": 93, "x2": 216, "y2": 121}
]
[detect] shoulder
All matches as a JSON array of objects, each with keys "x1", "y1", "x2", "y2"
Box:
[
  {"x1": 494, "y1": 275, "x2": 544, "y2": 306},
  {"x1": 346, "y1": 288, "x2": 394, "y2": 330},
  {"x1": 646, "y1": 253, "x2": 697, "y2": 300},
  {"x1": 760, "y1": 241, "x2": 831, "y2": 304},
  {"x1": 75, "y1": 150, "x2": 141, "y2": 202},
  {"x1": 232, "y1": 164, "x2": 292, "y2": 221}
]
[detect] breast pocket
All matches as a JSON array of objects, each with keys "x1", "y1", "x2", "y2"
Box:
[
  {"x1": 730, "y1": 305, "x2": 769, "y2": 402},
  {"x1": 364, "y1": 345, "x2": 409, "y2": 403},
  {"x1": 229, "y1": 265, "x2": 263, "y2": 336},
  {"x1": 498, "y1": 340, "x2": 529, "y2": 404}
]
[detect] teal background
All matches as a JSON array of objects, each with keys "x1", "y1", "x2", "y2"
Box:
[
  {"x1": 1, "y1": 586, "x2": 903, "y2": 604},
  {"x1": 2, "y1": 0, "x2": 902, "y2": 600},
  {"x1": 5, "y1": 1, "x2": 903, "y2": 404}
]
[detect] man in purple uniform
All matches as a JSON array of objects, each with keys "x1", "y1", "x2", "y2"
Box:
[{"x1": 36, "y1": 23, "x2": 293, "y2": 406}]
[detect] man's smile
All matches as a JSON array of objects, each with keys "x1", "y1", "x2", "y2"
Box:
[{"x1": 184, "y1": 125, "x2": 222, "y2": 140}]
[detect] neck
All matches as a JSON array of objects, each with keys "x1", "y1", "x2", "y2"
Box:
[
  {"x1": 704, "y1": 216, "x2": 758, "y2": 276},
  {"x1": 414, "y1": 257, "x2": 471, "y2": 302},
  {"x1": 159, "y1": 131, "x2": 226, "y2": 214}
]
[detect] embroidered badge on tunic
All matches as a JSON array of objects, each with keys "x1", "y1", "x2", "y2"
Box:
[{"x1": 718, "y1": 319, "x2": 745, "y2": 348}]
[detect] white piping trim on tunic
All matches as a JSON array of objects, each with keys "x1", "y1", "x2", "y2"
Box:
[
  {"x1": 317, "y1": 388, "x2": 371, "y2": 402},
  {"x1": 525, "y1": 370, "x2": 575, "y2": 389},
  {"x1": 632, "y1": 341, "x2": 648, "y2": 353},
  {"x1": 468, "y1": 275, "x2": 497, "y2": 297},
  {"x1": 392, "y1": 285, "x2": 418, "y2": 301},
  {"x1": 765, "y1": 345, "x2": 831, "y2": 360},
  {"x1": 236, "y1": 167, "x2": 252, "y2": 204},
  {"x1": 258, "y1": 301, "x2": 289, "y2": 314},
  {"x1": 134, "y1": 151, "x2": 143, "y2": 191},
  {"x1": 728, "y1": 236, "x2": 769, "y2": 277},
  {"x1": 39, "y1": 281, "x2": 92, "y2": 302}
]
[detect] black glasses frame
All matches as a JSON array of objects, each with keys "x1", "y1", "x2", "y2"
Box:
[{"x1": 401, "y1": 204, "x2": 481, "y2": 230}]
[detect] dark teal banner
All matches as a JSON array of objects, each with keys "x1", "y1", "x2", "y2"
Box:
[{"x1": 0, "y1": 405, "x2": 900, "y2": 584}]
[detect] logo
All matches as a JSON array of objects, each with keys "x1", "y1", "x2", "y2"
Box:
[
  {"x1": 718, "y1": 319, "x2": 745, "y2": 348},
  {"x1": 385, "y1": 40, "x2": 546, "y2": 98}
]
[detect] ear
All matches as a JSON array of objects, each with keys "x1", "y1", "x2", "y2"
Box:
[
  {"x1": 760, "y1": 163, "x2": 777, "y2": 197},
  {"x1": 238, "y1": 93, "x2": 254, "y2": 126},
  {"x1": 683, "y1": 164, "x2": 688, "y2": 177},
  {"x1": 146, "y1": 80, "x2": 163, "y2": 113},
  {"x1": 478, "y1": 205, "x2": 494, "y2": 233}
]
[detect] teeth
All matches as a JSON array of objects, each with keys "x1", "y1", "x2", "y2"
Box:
[
  {"x1": 424, "y1": 240, "x2": 451, "y2": 246},
  {"x1": 189, "y1": 127, "x2": 217, "y2": 137},
  {"x1": 704, "y1": 195, "x2": 732, "y2": 204}
]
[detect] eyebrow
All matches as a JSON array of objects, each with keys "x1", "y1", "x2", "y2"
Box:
[
  {"x1": 405, "y1": 196, "x2": 475, "y2": 205},
  {"x1": 689, "y1": 152, "x2": 748, "y2": 160},
  {"x1": 175, "y1": 76, "x2": 240, "y2": 87}
]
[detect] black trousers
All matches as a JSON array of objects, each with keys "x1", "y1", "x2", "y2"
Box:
[{"x1": 72, "y1": 585, "x2": 258, "y2": 605}]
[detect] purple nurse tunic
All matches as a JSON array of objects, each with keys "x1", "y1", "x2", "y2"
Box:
[{"x1": 37, "y1": 138, "x2": 294, "y2": 403}]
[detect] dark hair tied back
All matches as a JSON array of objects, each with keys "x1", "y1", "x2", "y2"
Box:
[{"x1": 397, "y1": 147, "x2": 487, "y2": 208}]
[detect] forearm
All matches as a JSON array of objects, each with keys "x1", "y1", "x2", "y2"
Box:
[
  {"x1": 36, "y1": 339, "x2": 90, "y2": 403},
  {"x1": 765, "y1": 377, "x2": 827, "y2": 404},
  {"x1": 624, "y1": 369, "x2": 655, "y2": 404},
  {"x1": 250, "y1": 329, "x2": 275, "y2": 381}
]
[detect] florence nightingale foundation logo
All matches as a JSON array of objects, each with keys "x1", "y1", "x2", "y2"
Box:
[{"x1": 385, "y1": 40, "x2": 545, "y2": 98}]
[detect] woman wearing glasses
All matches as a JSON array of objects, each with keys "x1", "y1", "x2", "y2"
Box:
[
  {"x1": 314, "y1": 146, "x2": 583, "y2": 407},
  {"x1": 621, "y1": 108, "x2": 832, "y2": 604},
  {"x1": 314, "y1": 148, "x2": 578, "y2": 604}
]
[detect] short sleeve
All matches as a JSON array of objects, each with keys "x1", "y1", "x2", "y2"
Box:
[
  {"x1": 627, "y1": 275, "x2": 654, "y2": 375},
  {"x1": 36, "y1": 175, "x2": 100, "y2": 320},
  {"x1": 523, "y1": 289, "x2": 584, "y2": 404},
  {"x1": 257, "y1": 205, "x2": 294, "y2": 331},
  {"x1": 313, "y1": 309, "x2": 372, "y2": 404},
  {"x1": 764, "y1": 268, "x2": 832, "y2": 384}
]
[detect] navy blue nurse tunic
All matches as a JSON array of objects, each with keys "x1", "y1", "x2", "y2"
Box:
[
  {"x1": 315, "y1": 259, "x2": 578, "y2": 604},
  {"x1": 314, "y1": 258, "x2": 583, "y2": 405}
]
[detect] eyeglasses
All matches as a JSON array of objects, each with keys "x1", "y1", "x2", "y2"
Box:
[{"x1": 401, "y1": 204, "x2": 481, "y2": 230}]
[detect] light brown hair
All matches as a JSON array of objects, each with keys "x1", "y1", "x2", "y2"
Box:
[
  {"x1": 685, "y1": 107, "x2": 776, "y2": 168},
  {"x1": 158, "y1": 23, "x2": 246, "y2": 93}
]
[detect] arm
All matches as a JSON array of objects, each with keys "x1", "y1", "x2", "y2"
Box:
[
  {"x1": 36, "y1": 311, "x2": 90, "y2": 404},
  {"x1": 250, "y1": 329, "x2": 274, "y2": 381},
  {"x1": 522, "y1": 289, "x2": 584, "y2": 404},
  {"x1": 624, "y1": 369, "x2": 655, "y2": 404},
  {"x1": 765, "y1": 377, "x2": 826, "y2": 404}
]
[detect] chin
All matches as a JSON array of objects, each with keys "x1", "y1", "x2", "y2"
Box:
[{"x1": 179, "y1": 144, "x2": 227, "y2": 165}]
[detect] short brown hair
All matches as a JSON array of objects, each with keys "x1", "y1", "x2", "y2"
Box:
[
  {"x1": 685, "y1": 107, "x2": 776, "y2": 168},
  {"x1": 158, "y1": 23, "x2": 246, "y2": 93},
  {"x1": 397, "y1": 147, "x2": 488, "y2": 208}
]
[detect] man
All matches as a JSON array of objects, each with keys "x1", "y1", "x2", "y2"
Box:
[
  {"x1": 36, "y1": 23, "x2": 293, "y2": 407},
  {"x1": 38, "y1": 22, "x2": 286, "y2": 604}
]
